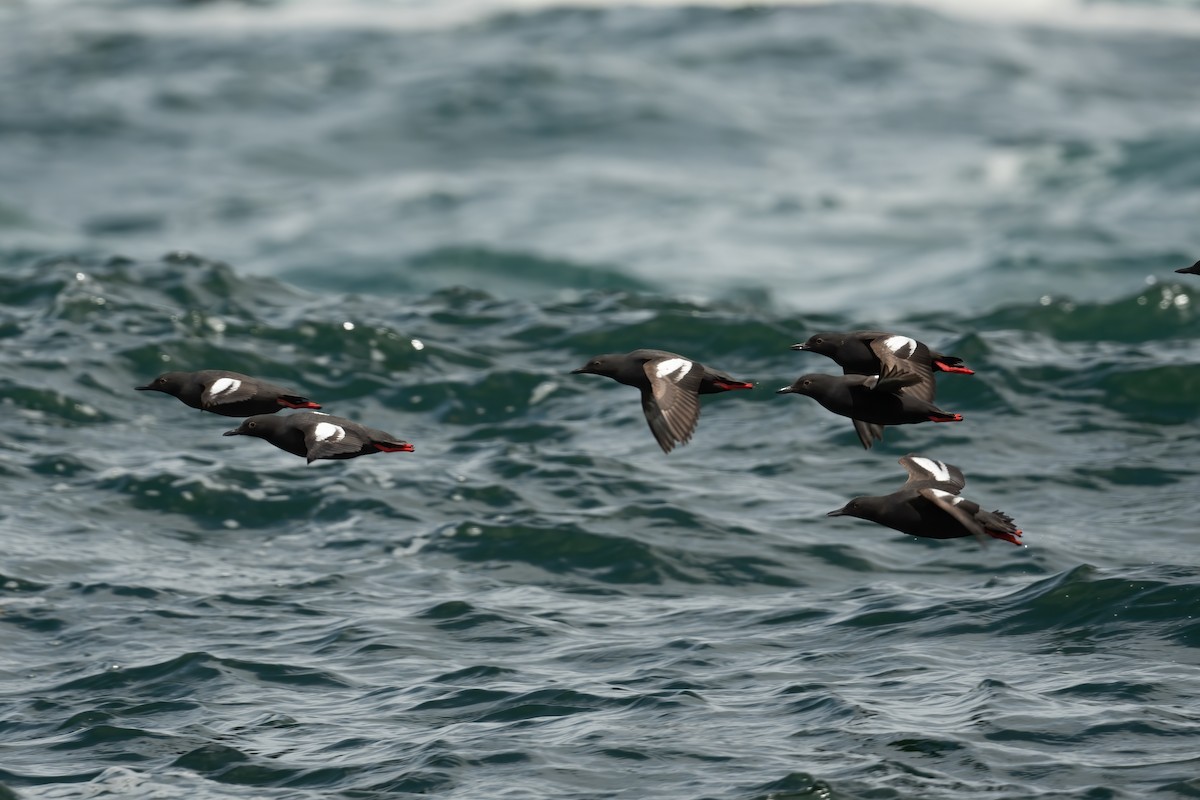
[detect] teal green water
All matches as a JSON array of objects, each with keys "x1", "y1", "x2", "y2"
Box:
[
  {"x1": 3, "y1": 2, "x2": 1200, "y2": 798},
  {"x1": 3, "y1": 254, "x2": 1199, "y2": 799}
]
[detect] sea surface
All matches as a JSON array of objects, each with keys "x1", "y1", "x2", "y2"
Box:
[{"x1": 3, "y1": 1, "x2": 1200, "y2": 798}]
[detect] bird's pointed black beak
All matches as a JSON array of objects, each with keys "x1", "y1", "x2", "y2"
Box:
[
  {"x1": 775, "y1": 385, "x2": 794, "y2": 394},
  {"x1": 826, "y1": 507, "x2": 847, "y2": 517},
  {"x1": 569, "y1": 366, "x2": 588, "y2": 375},
  {"x1": 790, "y1": 343, "x2": 809, "y2": 351},
  {"x1": 134, "y1": 384, "x2": 152, "y2": 391},
  {"x1": 222, "y1": 429, "x2": 241, "y2": 437}
]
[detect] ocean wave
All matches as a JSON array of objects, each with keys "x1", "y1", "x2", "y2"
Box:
[{"x1": 3, "y1": 241, "x2": 1200, "y2": 798}]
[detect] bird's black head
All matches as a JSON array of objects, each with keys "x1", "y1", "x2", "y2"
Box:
[
  {"x1": 135, "y1": 371, "x2": 187, "y2": 395},
  {"x1": 223, "y1": 415, "x2": 279, "y2": 439},
  {"x1": 790, "y1": 332, "x2": 842, "y2": 357},
  {"x1": 776, "y1": 373, "x2": 832, "y2": 396},
  {"x1": 827, "y1": 496, "x2": 878, "y2": 521},
  {"x1": 571, "y1": 354, "x2": 621, "y2": 378},
  {"x1": 827, "y1": 498, "x2": 857, "y2": 519}
]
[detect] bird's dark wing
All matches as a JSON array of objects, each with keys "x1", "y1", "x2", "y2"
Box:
[
  {"x1": 852, "y1": 419, "x2": 886, "y2": 450},
  {"x1": 302, "y1": 418, "x2": 367, "y2": 462},
  {"x1": 898, "y1": 454, "x2": 967, "y2": 492},
  {"x1": 201, "y1": 375, "x2": 265, "y2": 409},
  {"x1": 917, "y1": 487, "x2": 990, "y2": 546},
  {"x1": 640, "y1": 356, "x2": 704, "y2": 453},
  {"x1": 868, "y1": 335, "x2": 934, "y2": 400}
]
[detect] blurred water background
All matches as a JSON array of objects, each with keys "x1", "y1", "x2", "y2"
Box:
[{"x1": 3, "y1": 0, "x2": 1200, "y2": 797}]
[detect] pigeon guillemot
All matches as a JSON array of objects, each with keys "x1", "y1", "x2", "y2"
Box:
[
  {"x1": 827, "y1": 454, "x2": 1023, "y2": 545},
  {"x1": 223, "y1": 412, "x2": 414, "y2": 463},
  {"x1": 570, "y1": 349, "x2": 753, "y2": 453},
  {"x1": 136, "y1": 370, "x2": 320, "y2": 417},
  {"x1": 792, "y1": 330, "x2": 974, "y2": 376},
  {"x1": 776, "y1": 372, "x2": 962, "y2": 447},
  {"x1": 1176, "y1": 261, "x2": 1200, "y2": 275}
]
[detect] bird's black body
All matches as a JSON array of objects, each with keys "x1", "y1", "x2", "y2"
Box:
[
  {"x1": 776, "y1": 373, "x2": 962, "y2": 429},
  {"x1": 136, "y1": 370, "x2": 320, "y2": 417},
  {"x1": 827, "y1": 454, "x2": 1022, "y2": 545},
  {"x1": 223, "y1": 411, "x2": 413, "y2": 463},
  {"x1": 571, "y1": 348, "x2": 752, "y2": 454}
]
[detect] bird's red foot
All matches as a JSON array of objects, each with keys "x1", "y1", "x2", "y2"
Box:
[{"x1": 934, "y1": 361, "x2": 975, "y2": 375}]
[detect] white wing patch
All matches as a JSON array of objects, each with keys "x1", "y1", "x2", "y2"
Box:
[
  {"x1": 883, "y1": 335, "x2": 917, "y2": 358},
  {"x1": 912, "y1": 457, "x2": 951, "y2": 483},
  {"x1": 312, "y1": 422, "x2": 346, "y2": 443},
  {"x1": 209, "y1": 377, "x2": 241, "y2": 398},
  {"x1": 654, "y1": 357, "x2": 692, "y2": 381},
  {"x1": 928, "y1": 488, "x2": 963, "y2": 505}
]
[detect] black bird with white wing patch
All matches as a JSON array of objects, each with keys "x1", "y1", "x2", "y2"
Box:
[
  {"x1": 793, "y1": 330, "x2": 974, "y2": 376},
  {"x1": 776, "y1": 372, "x2": 963, "y2": 447},
  {"x1": 570, "y1": 349, "x2": 752, "y2": 453},
  {"x1": 827, "y1": 454, "x2": 1023, "y2": 545},
  {"x1": 223, "y1": 411, "x2": 414, "y2": 463},
  {"x1": 136, "y1": 370, "x2": 320, "y2": 417}
]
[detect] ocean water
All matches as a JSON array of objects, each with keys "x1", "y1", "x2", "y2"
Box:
[{"x1": 3, "y1": 1, "x2": 1200, "y2": 798}]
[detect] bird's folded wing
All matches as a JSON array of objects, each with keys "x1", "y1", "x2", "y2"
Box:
[
  {"x1": 201, "y1": 377, "x2": 260, "y2": 408},
  {"x1": 303, "y1": 421, "x2": 365, "y2": 461}
]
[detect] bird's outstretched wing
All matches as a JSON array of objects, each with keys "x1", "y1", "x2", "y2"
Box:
[
  {"x1": 640, "y1": 356, "x2": 704, "y2": 453},
  {"x1": 853, "y1": 419, "x2": 886, "y2": 450},
  {"x1": 917, "y1": 487, "x2": 991, "y2": 546},
  {"x1": 898, "y1": 454, "x2": 967, "y2": 492}
]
